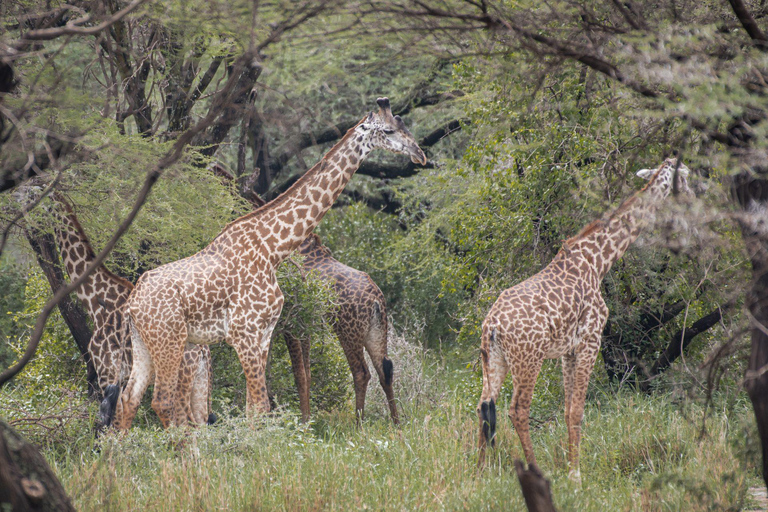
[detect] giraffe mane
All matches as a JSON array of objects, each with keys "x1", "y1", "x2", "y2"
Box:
[
  {"x1": 564, "y1": 161, "x2": 666, "y2": 245},
  {"x1": 214, "y1": 116, "x2": 367, "y2": 238},
  {"x1": 54, "y1": 194, "x2": 134, "y2": 291}
]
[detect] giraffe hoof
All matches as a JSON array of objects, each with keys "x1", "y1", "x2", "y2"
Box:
[
  {"x1": 568, "y1": 468, "x2": 582, "y2": 485},
  {"x1": 206, "y1": 413, "x2": 218, "y2": 425}
]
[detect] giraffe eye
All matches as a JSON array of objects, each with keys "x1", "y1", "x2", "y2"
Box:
[{"x1": 383, "y1": 128, "x2": 395, "y2": 135}]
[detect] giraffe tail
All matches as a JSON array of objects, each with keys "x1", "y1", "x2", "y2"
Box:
[
  {"x1": 99, "y1": 384, "x2": 120, "y2": 428},
  {"x1": 480, "y1": 399, "x2": 497, "y2": 447}
]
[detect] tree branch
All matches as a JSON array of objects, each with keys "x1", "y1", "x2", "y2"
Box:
[
  {"x1": 727, "y1": 0, "x2": 768, "y2": 48},
  {"x1": 644, "y1": 302, "x2": 734, "y2": 386},
  {"x1": 0, "y1": 50, "x2": 259, "y2": 388}
]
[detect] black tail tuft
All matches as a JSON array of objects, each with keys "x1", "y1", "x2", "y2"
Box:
[
  {"x1": 382, "y1": 357, "x2": 394, "y2": 387},
  {"x1": 480, "y1": 399, "x2": 497, "y2": 447},
  {"x1": 99, "y1": 384, "x2": 120, "y2": 428},
  {"x1": 207, "y1": 413, "x2": 218, "y2": 425}
]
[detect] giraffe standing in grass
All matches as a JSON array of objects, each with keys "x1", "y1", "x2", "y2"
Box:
[
  {"x1": 477, "y1": 158, "x2": 691, "y2": 481},
  {"x1": 47, "y1": 193, "x2": 213, "y2": 426},
  {"x1": 113, "y1": 98, "x2": 426, "y2": 429},
  {"x1": 289, "y1": 233, "x2": 399, "y2": 424},
  {"x1": 234, "y1": 186, "x2": 399, "y2": 424}
]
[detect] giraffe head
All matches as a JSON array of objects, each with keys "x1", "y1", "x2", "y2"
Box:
[
  {"x1": 636, "y1": 157, "x2": 692, "y2": 196},
  {"x1": 357, "y1": 97, "x2": 427, "y2": 165}
]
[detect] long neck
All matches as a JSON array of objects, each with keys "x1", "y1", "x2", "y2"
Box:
[
  {"x1": 568, "y1": 172, "x2": 672, "y2": 279},
  {"x1": 49, "y1": 195, "x2": 133, "y2": 310},
  {"x1": 220, "y1": 118, "x2": 372, "y2": 267},
  {"x1": 50, "y1": 195, "x2": 100, "y2": 285}
]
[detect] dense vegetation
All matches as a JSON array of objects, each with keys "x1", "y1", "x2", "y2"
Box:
[{"x1": 2, "y1": 0, "x2": 768, "y2": 510}]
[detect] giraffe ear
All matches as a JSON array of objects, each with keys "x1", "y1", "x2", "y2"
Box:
[{"x1": 636, "y1": 168, "x2": 655, "y2": 180}]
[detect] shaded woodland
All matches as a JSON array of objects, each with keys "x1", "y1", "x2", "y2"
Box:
[{"x1": 0, "y1": 1, "x2": 767, "y2": 510}]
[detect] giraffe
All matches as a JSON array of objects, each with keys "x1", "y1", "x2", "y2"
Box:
[
  {"x1": 45, "y1": 193, "x2": 214, "y2": 427},
  {"x1": 476, "y1": 158, "x2": 692, "y2": 481},
  {"x1": 113, "y1": 98, "x2": 426, "y2": 429},
  {"x1": 288, "y1": 233, "x2": 399, "y2": 424},
  {"x1": 213, "y1": 169, "x2": 398, "y2": 424}
]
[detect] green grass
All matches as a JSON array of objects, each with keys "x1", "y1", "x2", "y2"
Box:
[{"x1": 43, "y1": 390, "x2": 759, "y2": 512}]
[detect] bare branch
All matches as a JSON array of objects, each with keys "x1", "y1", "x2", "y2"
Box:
[{"x1": 17, "y1": 0, "x2": 147, "y2": 43}]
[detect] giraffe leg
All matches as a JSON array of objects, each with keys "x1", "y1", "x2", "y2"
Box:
[
  {"x1": 90, "y1": 325, "x2": 122, "y2": 427},
  {"x1": 363, "y1": 324, "x2": 399, "y2": 424},
  {"x1": 113, "y1": 324, "x2": 154, "y2": 430},
  {"x1": 341, "y1": 341, "x2": 370, "y2": 425},
  {"x1": 230, "y1": 317, "x2": 278, "y2": 417},
  {"x1": 562, "y1": 352, "x2": 576, "y2": 443},
  {"x1": 202, "y1": 345, "x2": 217, "y2": 425},
  {"x1": 566, "y1": 344, "x2": 599, "y2": 483},
  {"x1": 477, "y1": 339, "x2": 508, "y2": 468},
  {"x1": 301, "y1": 335, "x2": 311, "y2": 405},
  {"x1": 509, "y1": 357, "x2": 544, "y2": 467},
  {"x1": 149, "y1": 336, "x2": 186, "y2": 429},
  {"x1": 177, "y1": 345, "x2": 210, "y2": 425},
  {"x1": 284, "y1": 332, "x2": 311, "y2": 422}
]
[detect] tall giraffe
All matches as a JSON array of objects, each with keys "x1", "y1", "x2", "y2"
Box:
[
  {"x1": 228, "y1": 185, "x2": 398, "y2": 424},
  {"x1": 114, "y1": 98, "x2": 426, "y2": 429},
  {"x1": 46, "y1": 193, "x2": 213, "y2": 426},
  {"x1": 477, "y1": 158, "x2": 691, "y2": 481},
  {"x1": 289, "y1": 233, "x2": 399, "y2": 424}
]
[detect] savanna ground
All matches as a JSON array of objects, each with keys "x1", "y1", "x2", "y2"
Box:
[{"x1": 2, "y1": 333, "x2": 763, "y2": 512}]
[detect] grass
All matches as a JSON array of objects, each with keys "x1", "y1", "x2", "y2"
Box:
[
  {"x1": 40, "y1": 389, "x2": 759, "y2": 512},
  {"x1": 5, "y1": 335, "x2": 761, "y2": 511}
]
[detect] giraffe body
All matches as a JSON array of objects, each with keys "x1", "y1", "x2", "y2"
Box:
[
  {"x1": 477, "y1": 159, "x2": 691, "y2": 481},
  {"x1": 114, "y1": 98, "x2": 425, "y2": 429},
  {"x1": 287, "y1": 234, "x2": 398, "y2": 423},
  {"x1": 48, "y1": 194, "x2": 213, "y2": 426}
]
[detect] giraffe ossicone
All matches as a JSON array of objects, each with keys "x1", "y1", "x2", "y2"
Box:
[
  {"x1": 113, "y1": 97, "x2": 425, "y2": 430},
  {"x1": 476, "y1": 158, "x2": 692, "y2": 482}
]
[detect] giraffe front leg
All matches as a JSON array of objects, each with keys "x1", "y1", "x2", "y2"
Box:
[
  {"x1": 231, "y1": 313, "x2": 279, "y2": 417},
  {"x1": 566, "y1": 343, "x2": 599, "y2": 484}
]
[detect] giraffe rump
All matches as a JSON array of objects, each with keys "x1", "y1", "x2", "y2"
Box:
[{"x1": 480, "y1": 399, "x2": 496, "y2": 447}]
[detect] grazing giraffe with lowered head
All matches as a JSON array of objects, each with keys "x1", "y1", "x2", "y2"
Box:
[
  {"x1": 289, "y1": 233, "x2": 399, "y2": 424},
  {"x1": 46, "y1": 193, "x2": 214, "y2": 426},
  {"x1": 113, "y1": 98, "x2": 426, "y2": 429},
  {"x1": 477, "y1": 158, "x2": 691, "y2": 481},
  {"x1": 231, "y1": 184, "x2": 399, "y2": 424}
]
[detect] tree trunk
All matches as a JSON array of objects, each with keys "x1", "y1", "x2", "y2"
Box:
[
  {"x1": 733, "y1": 171, "x2": 768, "y2": 490},
  {"x1": 514, "y1": 460, "x2": 557, "y2": 512},
  {"x1": 0, "y1": 419, "x2": 75, "y2": 512},
  {"x1": 24, "y1": 228, "x2": 98, "y2": 396}
]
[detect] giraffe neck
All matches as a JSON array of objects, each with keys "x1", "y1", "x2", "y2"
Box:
[
  {"x1": 50, "y1": 194, "x2": 100, "y2": 285},
  {"x1": 216, "y1": 117, "x2": 373, "y2": 267},
  {"x1": 567, "y1": 170, "x2": 673, "y2": 279},
  {"x1": 49, "y1": 194, "x2": 133, "y2": 309}
]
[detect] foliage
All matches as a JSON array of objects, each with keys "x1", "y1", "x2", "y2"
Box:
[
  {"x1": 6, "y1": 269, "x2": 84, "y2": 394},
  {"x1": 0, "y1": 258, "x2": 26, "y2": 369}
]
